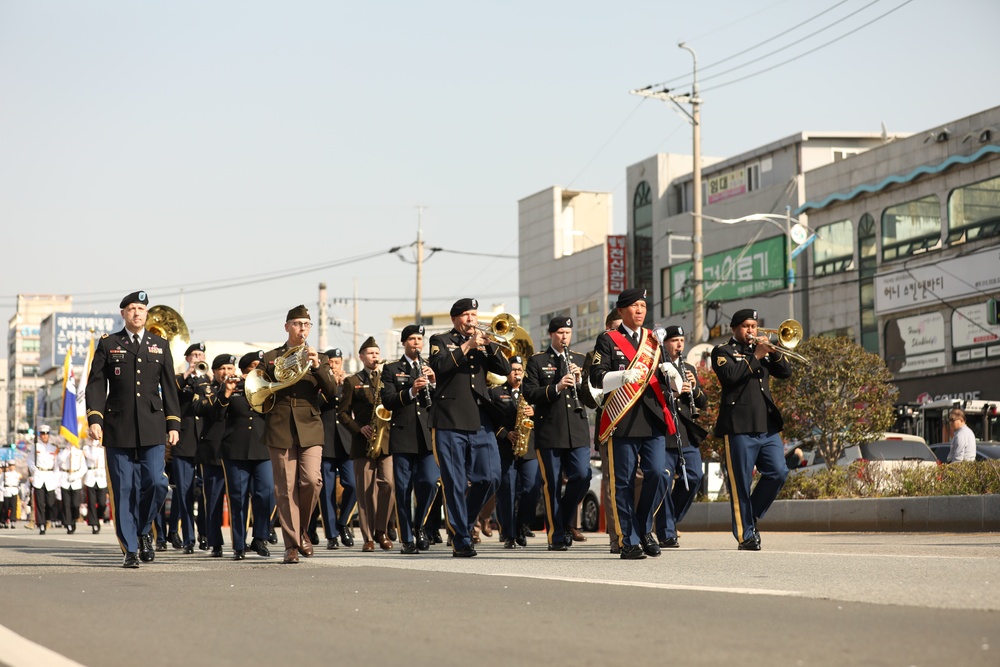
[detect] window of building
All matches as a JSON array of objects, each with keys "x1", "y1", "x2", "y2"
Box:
[
  {"x1": 20, "y1": 339, "x2": 40, "y2": 352},
  {"x1": 673, "y1": 183, "x2": 688, "y2": 215},
  {"x1": 881, "y1": 195, "x2": 941, "y2": 261},
  {"x1": 22, "y1": 365, "x2": 39, "y2": 378},
  {"x1": 633, "y1": 181, "x2": 653, "y2": 295},
  {"x1": 813, "y1": 219, "x2": 854, "y2": 276},
  {"x1": 857, "y1": 214, "x2": 878, "y2": 353},
  {"x1": 947, "y1": 174, "x2": 1000, "y2": 245},
  {"x1": 747, "y1": 163, "x2": 760, "y2": 192}
]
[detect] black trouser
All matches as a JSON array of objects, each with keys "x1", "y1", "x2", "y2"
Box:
[
  {"x1": 62, "y1": 487, "x2": 84, "y2": 528},
  {"x1": 33, "y1": 487, "x2": 58, "y2": 527},
  {"x1": 86, "y1": 485, "x2": 108, "y2": 526},
  {"x1": 1, "y1": 495, "x2": 16, "y2": 524}
]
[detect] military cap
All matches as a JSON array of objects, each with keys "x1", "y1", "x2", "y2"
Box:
[
  {"x1": 730, "y1": 309, "x2": 759, "y2": 327},
  {"x1": 509, "y1": 355, "x2": 524, "y2": 366},
  {"x1": 324, "y1": 348, "x2": 343, "y2": 359},
  {"x1": 238, "y1": 350, "x2": 263, "y2": 371},
  {"x1": 549, "y1": 316, "x2": 573, "y2": 333},
  {"x1": 120, "y1": 291, "x2": 149, "y2": 308},
  {"x1": 400, "y1": 324, "x2": 426, "y2": 342},
  {"x1": 664, "y1": 325, "x2": 684, "y2": 340},
  {"x1": 38, "y1": 425, "x2": 51, "y2": 434},
  {"x1": 184, "y1": 342, "x2": 205, "y2": 357},
  {"x1": 286, "y1": 305, "x2": 310, "y2": 321},
  {"x1": 450, "y1": 298, "x2": 478, "y2": 317},
  {"x1": 212, "y1": 353, "x2": 236, "y2": 370},
  {"x1": 615, "y1": 288, "x2": 647, "y2": 309},
  {"x1": 359, "y1": 336, "x2": 378, "y2": 352}
]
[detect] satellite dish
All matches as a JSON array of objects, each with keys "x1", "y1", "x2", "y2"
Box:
[
  {"x1": 790, "y1": 223, "x2": 809, "y2": 246},
  {"x1": 686, "y1": 343, "x2": 713, "y2": 369}
]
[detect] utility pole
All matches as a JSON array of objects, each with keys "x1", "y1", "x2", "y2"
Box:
[
  {"x1": 415, "y1": 206, "x2": 425, "y2": 323},
  {"x1": 631, "y1": 42, "x2": 703, "y2": 342},
  {"x1": 318, "y1": 282, "x2": 328, "y2": 350},
  {"x1": 352, "y1": 279, "x2": 359, "y2": 373}
]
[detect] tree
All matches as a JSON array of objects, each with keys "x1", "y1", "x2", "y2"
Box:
[{"x1": 770, "y1": 336, "x2": 897, "y2": 469}]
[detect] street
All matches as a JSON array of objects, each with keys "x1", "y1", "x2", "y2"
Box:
[{"x1": 0, "y1": 528, "x2": 997, "y2": 667}]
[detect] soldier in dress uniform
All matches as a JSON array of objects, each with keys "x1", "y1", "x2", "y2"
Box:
[
  {"x1": 82, "y1": 438, "x2": 108, "y2": 533},
  {"x1": 2, "y1": 460, "x2": 23, "y2": 529},
  {"x1": 380, "y1": 324, "x2": 440, "y2": 555},
  {"x1": 523, "y1": 317, "x2": 592, "y2": 551},
  {"x1": 315, "y1": 348, "x2": 357, "y2": 550},
  {"x1": 339, "y1": 337, "x2": 395, "y2": 552},
  {"x1": 260, "y1": 305, "x2": 338, "y2": 564},
  {"x1": 28, "y1": 425, "x2": 59, "y2": 534},
  {"x1": 85, "y1": 291, "x2": 181, "y2": 568},
  {"x1": 199, "y1": 354, "x2": 235, "y2": 558},
  {"x1": 216, "y1": 351, "x2": 275, "y2": 560},
  {"x1": 56, "y1": 440, "x2": 87, "y2": 534},
  {"x1": 653, "y1": 325, "x2": 709, "y2": 548},
  {"x1": 427, "y1": 298, "x2": 511, "y2": 557},
  {"x1": 589, "y1": 288, "x2": 679, "y2": 560},
  {"x1": 487, "y1": 356, "x2": 538, "y2": 549},
  {"x1": 712, "y1": 308, "x2": 792, "y2": 551},
  {"x1": 169, "y1": 342, "x2": 212, "y2": 553}
]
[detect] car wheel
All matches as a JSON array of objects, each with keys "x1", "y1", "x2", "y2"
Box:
[{"x1": 580, "y1": 494, "x2": 599, "y2": 533}]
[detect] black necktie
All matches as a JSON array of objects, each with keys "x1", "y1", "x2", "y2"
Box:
[
  {"x1": 132, "y1": 334, "x2": 140, "y2": 348},
  {"x1": 630, "y1": 332, "x2": 639, "y2": 349}
]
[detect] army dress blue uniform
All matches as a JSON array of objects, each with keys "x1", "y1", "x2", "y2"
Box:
[
  {"x1": 197, "y1": 357, "x2": 234, "y2": 557},
  {"x1": 316, "y1": 349, "x2": 358, "y2": 549},
  {"x1": 170, "y1": 365, "x2": 211, "y2": 551},
  {"x1": 85, "y1": 292, "x2": 181, "y2": 562},
  {"x1": 427, "y1": 299, "x2": 510, "y2": 555},
  {"x1": 487, "y1": 379, "x2": 539, "y2": 547},
  {"x1": 522, "y1": 340, "x2": 591, "y2": 550},
  {"x1": 380, "y1": 336, "x2": 440, "y2": 553}
]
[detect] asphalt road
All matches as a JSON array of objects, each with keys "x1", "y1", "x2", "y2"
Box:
[{"x1": 0, "y1": 527, "x2": 997, "y2": 667}]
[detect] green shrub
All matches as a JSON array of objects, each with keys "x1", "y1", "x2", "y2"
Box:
[{"x1": 777, "y1": 460, "x2": 1000, "y2": 500}]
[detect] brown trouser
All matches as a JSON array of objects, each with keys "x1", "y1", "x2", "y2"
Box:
[
  {"x1": 269, "y1": 444, "x2": 322, "y2": 551},
  {"x1": 353, "y1": 455, "x2": 395, "y2": 543}
]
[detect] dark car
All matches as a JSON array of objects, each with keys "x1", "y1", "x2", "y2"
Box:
[{"x1": 930, "y1": 441, "x2": 1000, "y2": 463}]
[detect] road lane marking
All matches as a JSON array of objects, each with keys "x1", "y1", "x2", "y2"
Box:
[
  {"x1": 0, "y1": 623, "x2": 88, "y2": 667},
  {"x1": 487, "y1": 572, "x2": 805, "y2": 597}
]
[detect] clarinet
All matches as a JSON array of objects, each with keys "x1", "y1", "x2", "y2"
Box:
[
  {"x1": 413, "y1": 356, "x2": 434, "y2": 407},
  {"x1": 673, "y1": 355, "x2": 700, "y2": 419},
  {"x1": 562, "y1": 349, "x2": 584, "y2": 413}
]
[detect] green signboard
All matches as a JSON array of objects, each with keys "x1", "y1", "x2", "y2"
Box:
[{"x1": 670, "y1": 236, "x2": 787, "y2": 314}]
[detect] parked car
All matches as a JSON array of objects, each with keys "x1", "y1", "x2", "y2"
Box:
[
  {"x1": 929, "y1": 441, "x2": 1000, "y2": 463},
  {"x1": 791, "y1": 432, "x2": 937, "y2": 476},
  {"x1": 532, "y1": 461, "x2": 602, "y2": 533}
]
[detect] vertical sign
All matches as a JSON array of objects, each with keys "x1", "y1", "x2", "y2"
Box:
[{"x1": 607, "y1": 235, "x2": 626, "y2": 293}]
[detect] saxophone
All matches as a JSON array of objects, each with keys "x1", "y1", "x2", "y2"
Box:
[
  {"x1": 366, "y1": 361, "x2": 391, "y2": 459},
  {"x1": 512, "y1": 392, "x2": 534, "y2": 458}
]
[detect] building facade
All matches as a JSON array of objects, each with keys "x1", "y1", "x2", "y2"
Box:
[{"x1": 799, "y1": 106, "x2": 1000, "y2": 405}]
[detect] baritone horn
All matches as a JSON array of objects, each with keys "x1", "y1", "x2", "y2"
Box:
[{"x1": 757, "y1": 319, "x2": 810, "y2": 364}]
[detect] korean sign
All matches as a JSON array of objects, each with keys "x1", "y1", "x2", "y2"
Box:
[{"x1": 607, "y1": 235, "x2": 627, "y2": 294}]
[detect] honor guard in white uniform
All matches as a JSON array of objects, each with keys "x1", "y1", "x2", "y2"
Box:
[
  {"x1": 82, "y1": 439, "x2": 109, "y2": 533},
  {"x1": 29, "y1": 425, "x2": 60, "y2": 534},
  {"x1": 57, "y1": 442, "x2": 87, "y2": 534},
  {"x1": 2, "y1": 462, "x2": 22, "y2": 528}
]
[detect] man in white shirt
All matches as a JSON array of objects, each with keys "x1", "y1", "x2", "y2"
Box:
[
  {"x1": 946, "y1": 408, "x2": 977, "y2": 462},
  {"x1": 29, "y1": 425, "x2": 60, "y2": 534},
  {"x1": 82, "y1": 439, "x2": 109, "y2": 533},
  {"x1": 57, "y1": 442, "x2": 87, "y2": 534}
]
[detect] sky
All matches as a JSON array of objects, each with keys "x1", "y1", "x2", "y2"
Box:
[{"x1": 2, "y1": 0, "x2": 998, "y2": 355}]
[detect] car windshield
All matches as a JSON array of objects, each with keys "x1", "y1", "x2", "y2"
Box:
[{"x1": 860, "y1": 440, "x2": 935, "y2": 461}]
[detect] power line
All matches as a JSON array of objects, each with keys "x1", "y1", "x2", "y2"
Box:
[
  {"x1": 687, "y1": 0, "x2": 795, "y2": 42},
  {"x1": 701, "y1": 0, "x2": 916, "y2": 93},
  {"x1": 566, "y1": 98, "x2": 649, "y2": 189}
]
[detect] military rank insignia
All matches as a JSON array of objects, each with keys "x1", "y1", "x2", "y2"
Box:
[
  {"x1": 593, "y1": 352, "x2": 601, "y2": 364},
  {"x1": 716, "y1": 356, "x2": 727, "y2": 366},
  {"x1": 430, "y1": 345, "x2": 439, "y2": 355}
]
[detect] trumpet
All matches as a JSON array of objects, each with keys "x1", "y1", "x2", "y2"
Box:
[
  {"x1": 192, "y1": 361, "x2": 210, "y2": 377},
  {"x1": 755, "y1": 318, "x2": 810, "y2": 364}
]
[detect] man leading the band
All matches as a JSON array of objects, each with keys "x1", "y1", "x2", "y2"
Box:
[
  {"x1": 712, "y1": 308, "x2": 792, "y2": 551},
  {"x1": 589, "y1": 288, "x2": 677, "y2": 560},
  {"x1": 428, "y1": 298, "x2": 511, "y2": 557}
]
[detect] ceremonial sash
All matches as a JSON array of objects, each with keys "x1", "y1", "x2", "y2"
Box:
[{"x1": 597, "y1": 329, "x2": 677, "y2": 443}]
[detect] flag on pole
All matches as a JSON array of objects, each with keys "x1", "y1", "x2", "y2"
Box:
[
  {"x1": 76, "y1": 336, "x2": 95, "y2": 441},
  {"x1": 60, "y1": 347, "x2": 80, "y2": 447}
]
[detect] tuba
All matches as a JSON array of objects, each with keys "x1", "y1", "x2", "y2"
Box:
[
  {"x1": 244, "y1": 344, "x2": 312, "y2": 414},
  {"x1": 486, "y1": 314, "x2": 535, "y2": 387},
  {"x1": 146, "y1": 305, "x2": 191, "y2": 373},
  {"x1": 366, "y1": 361, "x2": 391, "y2": 459}
]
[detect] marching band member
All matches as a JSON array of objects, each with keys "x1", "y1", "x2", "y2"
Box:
[
  {"x1": 523, "y1": 317, "x2": 591, "y2": 551},
  {"x1": 86, "y1": 290, "x2": 181, "y2": 568},
  {"x1": 170, "y1": 342, "x2": 212, "y2": 553},
  {"x1": 380, "y1": 325, "x2": 439, "y2": 554},
  {"x1": 427, "y1": 298, "x2": 510, "y2": 557},
  {"x1": 589, "y1": 288, "x2": 677, "y2": 560},
  {"x1": 57, "y1": 440, "x2": 87, "y2": 534},
  {"x1": 712, "y1": 308, "x2": 792, "y2": 551},
  {"x1": 82, "y1": 438, "x2": 108, "y2": 534},
  {"x1": 260, "y1": 305, "x2": 338, "y2": 564},
  {"x1": 198, "y1": 354, "x2": 235, "y2": 558},
  {"x1": 29, "y1": 425, "x2": 59, "y2": 535},
  {"x1": 653, "y1": 325, "x2": 708, "y2": 548},
  {"x1": 339, "y1": 337, "x2": 395, "y2": 552},
  {"x1": 487, "y1": 356, "x2": 538, "y2": 549},
  {"x1": 216, "y1": 351, "x2": 275, "y2": 560},
  {"x1": 317, "y1": 348, "x2": 357, "y2": 549}
]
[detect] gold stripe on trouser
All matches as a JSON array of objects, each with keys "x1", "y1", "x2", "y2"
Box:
[
  {"x1": 722, "y1": 435, "x2": 742, "y2": 541},
  {"x1": 535, "y1": 450, "x2": 556, "y2": 545},
  {"x1": 607, "y1": 438, "x2": 625, "y2": 549},
  {"x1": 419, "y1": 478, "x2": 440, "y2": 527},
  {"x1": 430, "y1": 428, "x2": 455, "y2": 537},
  {"x1": 103, "y1": 448, "x2": 126, "y2": 555}
]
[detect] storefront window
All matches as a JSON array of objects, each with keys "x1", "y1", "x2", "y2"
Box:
[
  {"x1": 881, "y1": 195, "x2": 941, "y2": 261},
  {"x1": 813, "y1": 219, "x2": 854, "y2": 276}
]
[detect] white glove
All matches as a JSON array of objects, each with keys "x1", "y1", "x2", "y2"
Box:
[
  {"x1": 659, "y1": 362, "x2": 684, "y2": 394},
  {"x1": 603, "y1": 367, "x2": 646, "y2": 393}
]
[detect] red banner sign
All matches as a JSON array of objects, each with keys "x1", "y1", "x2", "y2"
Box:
[{"x1": 607, "y1": 235, "x2": 626, "y2": 293}]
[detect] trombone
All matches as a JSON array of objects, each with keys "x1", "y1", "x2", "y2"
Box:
[
  {"x1": 756, "y1": 319, "x2": 810, "y2": 364},
  {"x1": 473, "y1": 313, "x2": 518, "y2": 351}
]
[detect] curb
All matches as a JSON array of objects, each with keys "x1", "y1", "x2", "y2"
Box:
[{"x1": 679, "y1": 495, "x2": 1000, "y2": 532}]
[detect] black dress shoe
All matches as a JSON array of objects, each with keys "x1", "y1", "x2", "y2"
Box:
[
  {"x1": 400, "y1": 542, "x2": 419, "y2": 555},
  {"x1": 122, "y1": 552, "x2": 140, "y2": 568},
  {"x1": 415, "y1": 528, "x2": 430, "y2": 551},
  {"x1": 659, "y1": 536, "x2": 680, "y2": 548},
  {"x1": 738, "y1": 533, "x2": 761, "y2": 551},
  {"x1": 620, "y1": 544, "x2": 647, "y2": 560},
  {"x1": 169, "y1": 532, "x2": 182, "y2": 549},
  {"x1": 198, "y1": 536, "x2": 208, "y2": 550},
  {"x1": 387, "y1": 527, "x2": 397, "y2": 541},
  {"x1": 139, "y1": 534, "x2": 155, "y2": 562},
  {"x1": 267, "y1": 528, "x2": 279, "y2": 544},
  {"x1": 520, "y1": 525, "x2": 535, "y2": 538},
  {"x1": 503, "y1": 538, "x2": 516, "y2": 549},
  {"x1": 155, "y1": 541, "x2": 167, "y2": 552},
  {"x1": 515, "y1": 534, "x2": 527, "y2": 548},
  {"x1": 431, "y1": 530, "x2": 443, "y2": 544},
  {"x1": 92, "y1": 525, "x2": 100, "y2": 535},
  {"x1": 39, "y1": 525, "x2": 46, "y2": 535},
  {"x1": 548, "y1": 542, "x2": 569, "y2": 551},
  {"x1": 338, "y1": 525, "x2": 354, "y2": 547},
  {"x1": 326, "y1": 538, "x2": 339, "y2": 550},
  {"x1": 211, "y1": 546, "x2": 223, "y2": 558},
  {"x1": 642, "y1": 533, "x2": 661, "y2": 557},
  {"x1": 182, "y1": 545, "x2": 194, "y2": 555},
  {"x1": 563, "y1": 531, "x2": 574, "y2": 547},
  {"x1": 250, "y1": 538, "x2": 270, "y2": 557},
  {"x1": 452, "y1": 544, "x2": 477, "y2": 558},
  {"x1": 308, "y1": 530, "x2": 320, "y2": 545},
  {"x1": 67, "y1": 524, "x2": 76, "y2": 535},
  {"x1": 232, "y1": 550, "x2": 245, "y2": 561}
]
